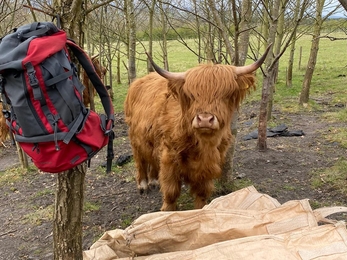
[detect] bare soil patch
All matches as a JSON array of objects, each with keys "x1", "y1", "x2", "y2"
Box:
[{"x1": 0, "y1": 102, "x2": 346, "y2": 259}]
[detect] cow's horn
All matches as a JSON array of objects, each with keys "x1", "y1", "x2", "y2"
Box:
[
  {"x1": 234, "y1": 44, "x2": 272, "y2": 75},
  {"x1": 91, "y1": 53, "x2": 100, "y2": 60},
  {"x1": 146, "y1": 52, "x2": 186, "y2": 80}
]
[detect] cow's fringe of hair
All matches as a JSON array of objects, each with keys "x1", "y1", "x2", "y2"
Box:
[{"x1": 183, "y1": 64, "x2": 257, "y2": 109}]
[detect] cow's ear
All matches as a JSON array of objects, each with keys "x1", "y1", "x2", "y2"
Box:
[
  {"x1": 168, "y1": 79, "x2": 190, "y2": 110},
  {"x1": 235, "y1": 73, "x2": 256, "y2": 92},
  {"x1": 231, "y1": 74, "x2": 257, "y2": 106},
  {"x1": 167, "y1": 78, "x2": 185, "y2": 97}
]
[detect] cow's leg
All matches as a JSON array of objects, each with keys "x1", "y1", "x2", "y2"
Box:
[
  {"x1": 160, "y1": 179, "x2": 181, "y2": 211},
  {"x1": 132, "y1": 150, "x2": 149, "y2": 194},
  {"x1": 190, "y1": 179, "x2": 214, "y2": 209},
  {"x1": 159, "y1": 151, "x2": 181, "y2": 211},
  {"x1": 148, "y1": 164, "x2": 160, "y2": 190}
]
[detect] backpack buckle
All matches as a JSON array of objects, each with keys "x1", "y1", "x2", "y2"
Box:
[
  {"x1": 25, "y1": 62, "x2": 42, "y2": 100},
  {"x1": 28, "y1": 70, "x2": 38, "y2": 86}
]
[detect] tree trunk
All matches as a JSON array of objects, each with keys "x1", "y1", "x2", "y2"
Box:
[
  {"x1": 257, "y1": 81, "x2": 268, "y2": 151},
  {"x1": 106, "y1": 38, "x2": 114, "y2": 100},
  {"x1": 53, "y1": 164, "x2": 86, "y2": 260},
  {"x1": 220, "y1": 0, "x2": 252, "y2": 185},
  {"x1": 147, "y1": 0, "x2": 155, "y2": 73},
  {"x1": 117, "y1": 51, "x2": 121, "y2": 84},
  {"x1": 287, "y1": 0, "x2": 301, "y2": 88},
  {"x1": 16, "y1": 141, "x2": 28, "y2": 169},
  {"x1": 126, "y1": 0, "x2": 136, "y2": 83},
  {"x1": 192, "y1": 0, "x2": 202, "y2": 63},
  {"x1": 221, "y1": 114, "x2": 237, "y2": 183},
  {"x1": 238, "y1": 0, "x2": 252, "y2": 66},
  {"x1": 299, "y1": 0, "x2": 324, "y2": 105},
  {"x1": 287, "y1": 41, "x2": 295, "y2": 87},
  {"x1": 257, "y1": 69, "x2": 276, "y2": 151},
  {"x1": 256, "y1": 0, "x2": 281, "y2": 151},
  {"x1": 299, "y1": 42, "x2": 317, "y2": 105},
  {"x1": 52, "y1": 1, "x2": 86, "y2": 259},
  {"x1": 267, "y1": 0, "x2": 285, "y2": 121},
  {"x1": 159, "y1": 2, "x2": 169, "y2": 70},
  {"x1": 266, "y1": 60, "x2": 279, "y2": 121},
  {"x1": 207, "y1": 0, "x2": 234, "y2": 61},
  {"x1": 338, "y1": 0, "x2": 347, "y2": 11}
]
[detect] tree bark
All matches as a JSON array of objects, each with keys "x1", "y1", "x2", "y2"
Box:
[
  {"x1": 106, "y1": 36, "x2": 114, "y2": 99},
  {"x1": 299, "y1": 0, "x2": 324, "y2": 105},
  {"x1": 220, "y1": 0, "x2": 252, "y2": 184},
  {"x1": 266, "y1": 0, "x2": 286, "y2": 121},
  {"x1": 221, "y1": 114, "x2": 237, "y2": 183},
  {"x1": 159, "y1": 2, "x2": 169, "y2": 70},
  {"x1": 192, "y1": 0, "x2": 202, "y2": 63},
  {"x1": 287, "y1": 0, "x2": 301, "y2": 88},
  {"x1": 238, "y1": 0, "x2": 252, "y2": 66},
  {"x1": 257, "y1": 70, "x2": 275, "y2": 151},
  {"x1": 125, "y1": 0, "x2": 136, "y2": 83},
  {"x1": 207, "y1": 0, "x2": 234, "y2": 61},
  {"x1": 257, "y1": 0, "x2": 279, "y2": 151},
  {"x1": 53, "y1": 164, "x2": 86, "y2": 260},
  {"x1": 338, "y1": 0, "x2": 347, "y2": 12},
  {"x1": 52, "y1": 1, "x2": 86, "y2": 259},
  {"x1": 146, "y1": 0, "x2": 155, "y2": 73}
]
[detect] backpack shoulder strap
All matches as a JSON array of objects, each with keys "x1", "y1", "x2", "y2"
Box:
[
  {"x1": 66, "y1": 39, "x2": 115, "y2": 173},
  {"x1": 66, "y1": 39, "x2": 115, "y2": 124}
]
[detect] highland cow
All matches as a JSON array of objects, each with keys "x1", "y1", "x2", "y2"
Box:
[{"x1": 125, "y1": 47, "x2": 270, "y2": 211}]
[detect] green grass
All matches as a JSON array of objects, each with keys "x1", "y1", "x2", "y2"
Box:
[
  {"x1": 34, "y1": 188, "x2": 54, "y2": 198},
  {"x1": 319, "y1": 109, "x2": 347, "y2": 148},
  {"x1": 119, "y1": 213, "x2": 133, "y2": 228},
  {"x1": 323, "y1": 127, "x2": 347, "y2": 148},
  {"x1": 21, "y1": 204, "x2": 54, "y2": 225},
  {"x1": 274, "y1": 34, "x2": 347, "y2": 108},
  {"x1": 106, "y1": 32, "x2": 347, "y2": 114},
  {"x1": 84, "y1": 201, "x2": 101, "y2": 213},
  {"x1": 177, "y1": 191, "x2": 194, "y2": 210},
  {"x1": 322, "y1": 109, "x2": 347, "y2": 123},
  {"x1": 310, "y1": 158, "x2": 347, "y2": 196},
  {"x1": 214, "y1": 176, "x2": 254, "y2": 193},
  {"x1": 0, "y1": 166, "x2": 38, "y2": 186}
]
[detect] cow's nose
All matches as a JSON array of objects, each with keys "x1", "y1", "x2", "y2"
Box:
[
  {"x1": 197, "y1": 113, "x2": 215, "y2": 128},
  {"x1": 192, "y1": 113, "x2": 219, "y2": 129}
]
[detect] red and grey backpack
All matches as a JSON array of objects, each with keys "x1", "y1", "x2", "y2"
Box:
[{"x1": 0, "y1": 22, "x2": 115, "y2": 173}]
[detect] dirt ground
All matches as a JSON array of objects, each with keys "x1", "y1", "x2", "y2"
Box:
[{"x1": 0, "y1": 100, "x2": 347, "y2": 259}]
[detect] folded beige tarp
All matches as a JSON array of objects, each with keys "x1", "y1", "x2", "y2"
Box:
[{"x1": 83, "y1": 186, "x2": 347, "y2": 260}]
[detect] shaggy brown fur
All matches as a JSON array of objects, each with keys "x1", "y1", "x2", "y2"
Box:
[{"x1": 125, "y1": 64, "x2": 258, "y2": 211}]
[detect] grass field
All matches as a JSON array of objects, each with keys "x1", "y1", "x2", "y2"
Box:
[
  {"x1": 108, "y1": 32, "x2": 347, "y2": 113},
  {"x1": 105, "y1": 32, "x2": 347, "y2": 154}
]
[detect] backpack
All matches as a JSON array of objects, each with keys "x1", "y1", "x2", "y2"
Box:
[{"x1": 0, "y1": 22, "x2": 115, "y2": 173}]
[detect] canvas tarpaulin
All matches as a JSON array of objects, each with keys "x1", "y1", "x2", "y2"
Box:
[{"x1": 83, "y1": 186, "x2": 347, "y2": 260}]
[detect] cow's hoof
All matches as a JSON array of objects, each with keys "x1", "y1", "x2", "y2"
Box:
[
  {"x1": 139, "y1": 188, "x2": 148, "y2": 195},
  {"x1": 161, "y1": 202, "x2": 177, "y2": 211},
  {"x1": 138, "y1": 180, "x2": 148, "y2": 194},
  {"x1": 148, "y1": 179, "x2": 160, "y2": 190}
]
